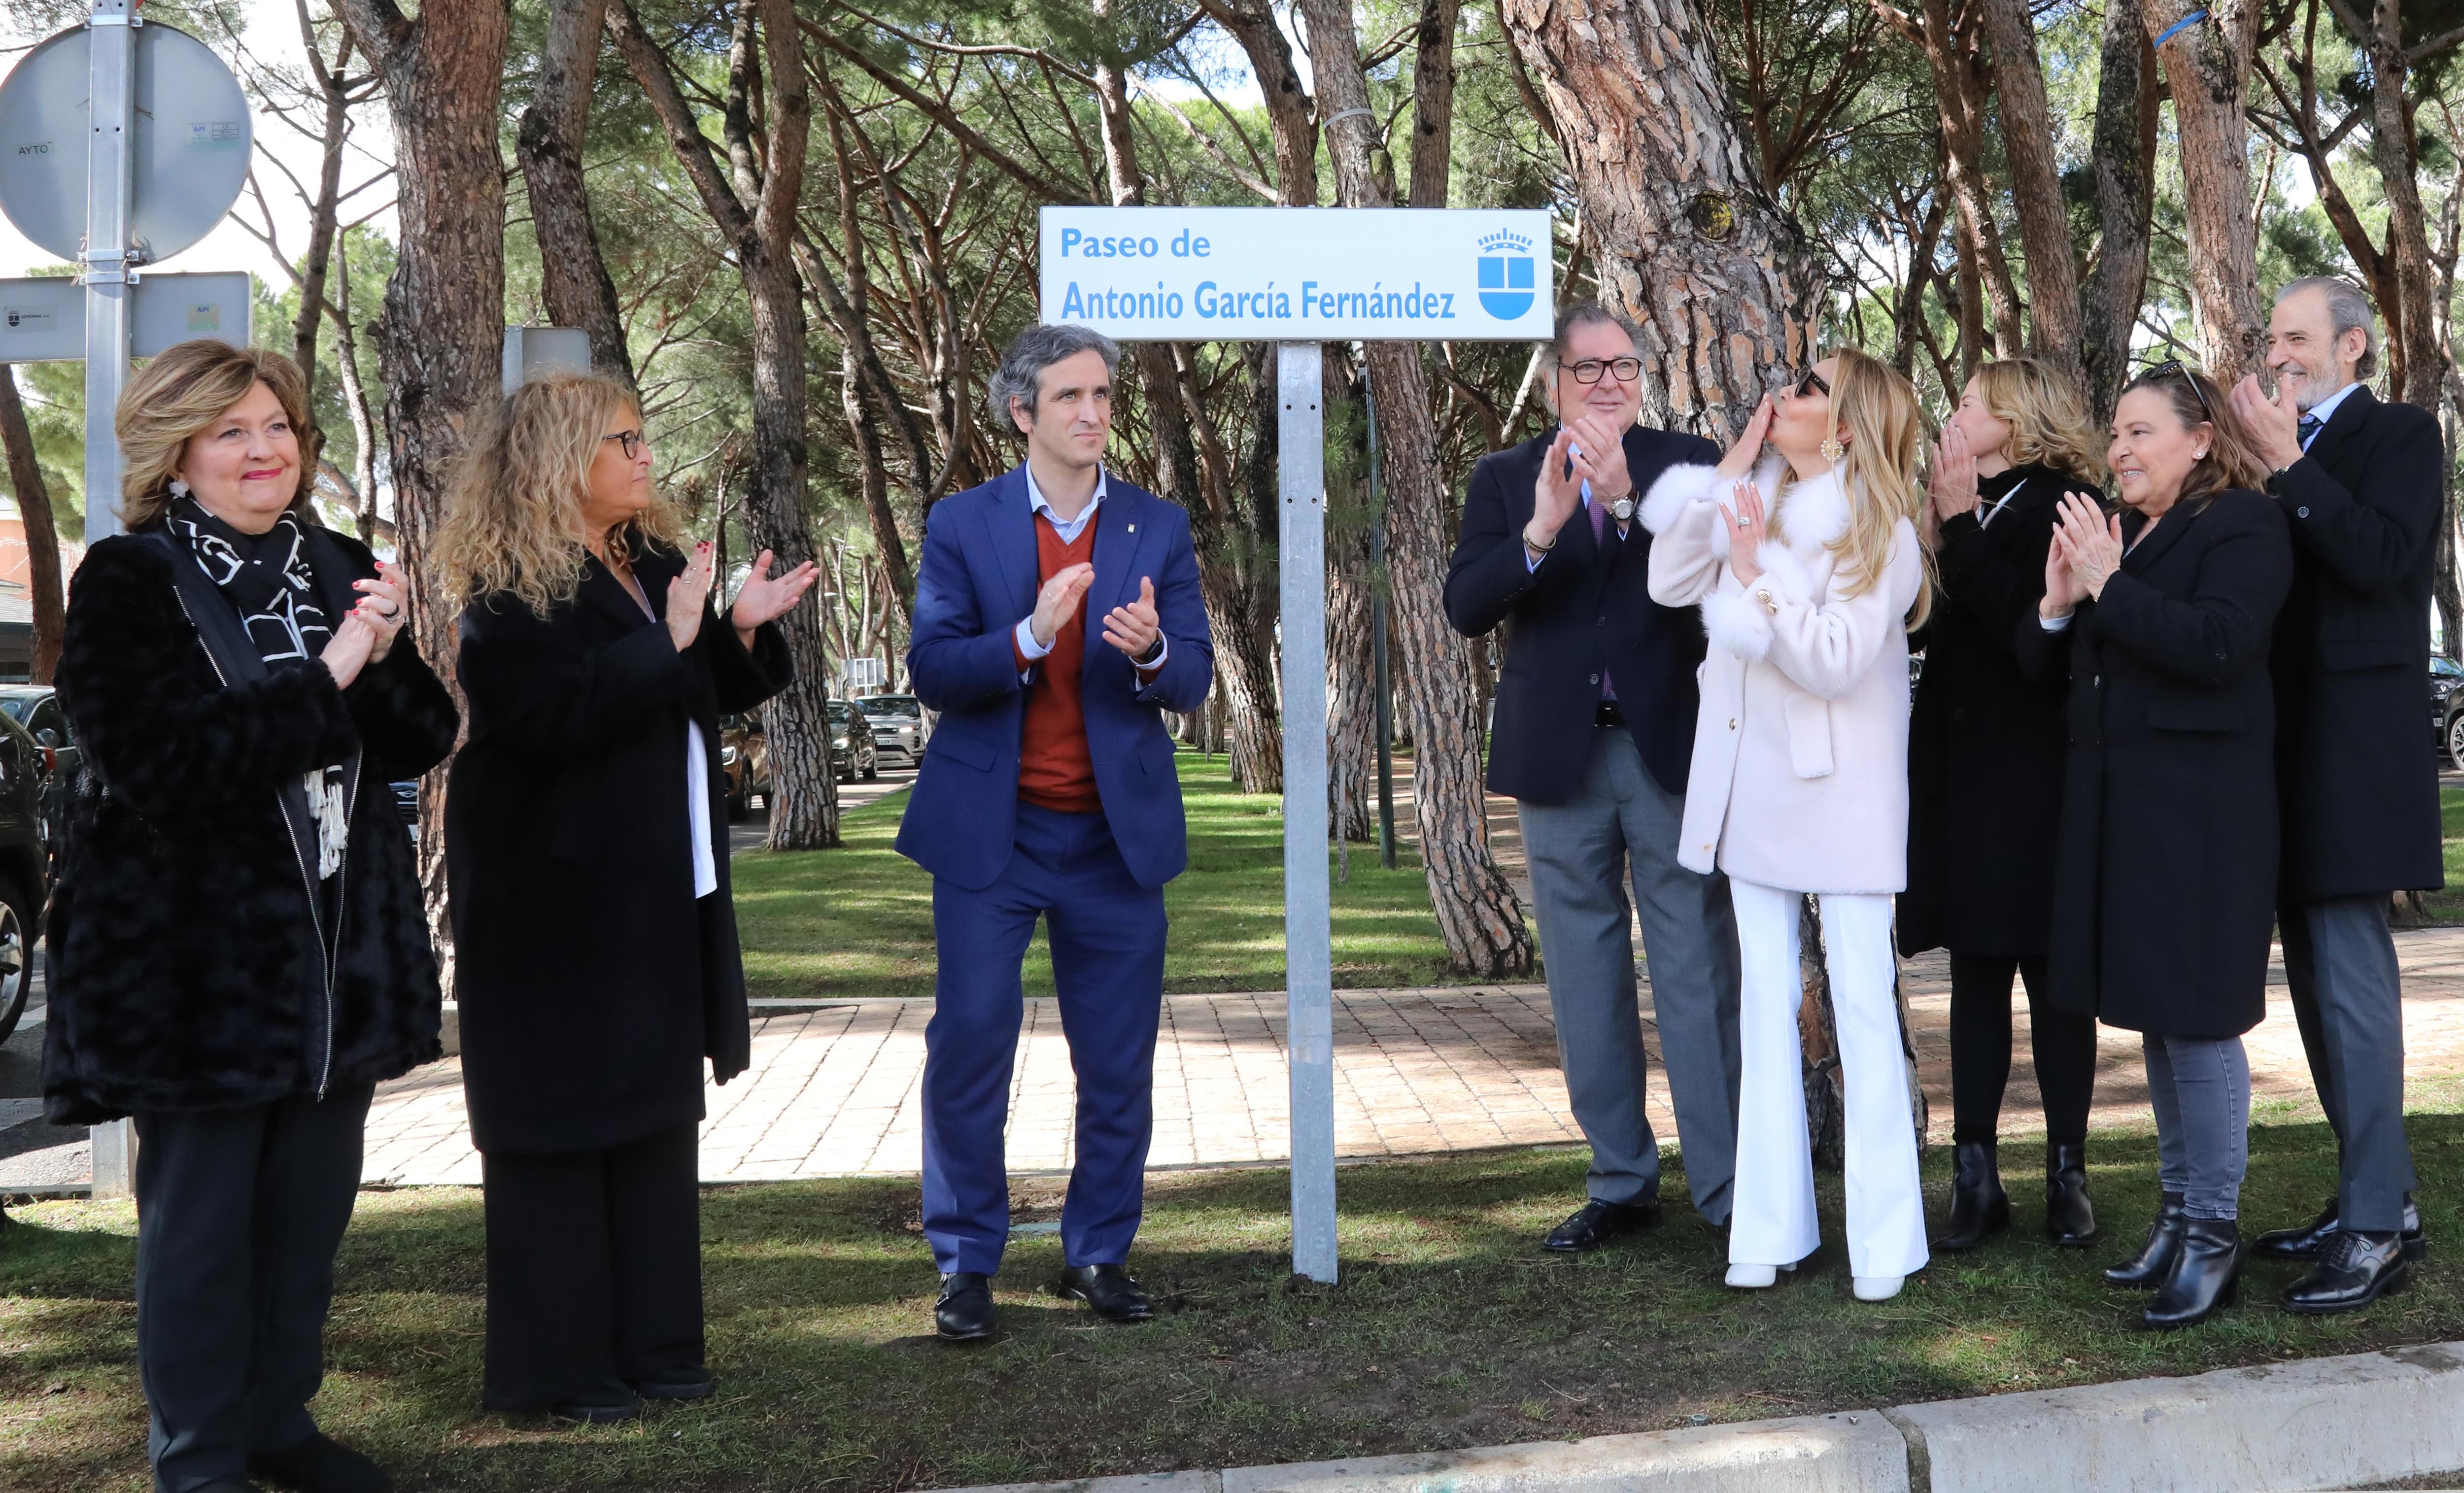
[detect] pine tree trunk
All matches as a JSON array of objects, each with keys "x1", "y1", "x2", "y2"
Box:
[
  {"x1": 1982, "y1": 0, "x2": 2082, "y2": 379},
  {"x1": 1501, "y1": 0, "x2": 1821, "y2": 437},
  {"x1": 1305, "y1": 0, "x2": 1533, "y2": 975},
  {"x1": 2363, "y1": 0, "x2": 2438, "y2": 408},
  {"x1": 518, "y1": 0, "x2": 637, "y2": 391},
  {"x1": 2082, "y1": 0, "x2": 2159, "y2": 417},
  {"x1": 2148, "y1": 0, "x2": 2264, "y2": 381},
  {"x1": 1408, "y1": 0, "x2": 1462, "y2": 209},
  {"x1": 1326, "y1": 379, "x2": 1378, "y2": 842},
  {"x1": 0, "y1": 370, "x2": 64, "y2": 684}
]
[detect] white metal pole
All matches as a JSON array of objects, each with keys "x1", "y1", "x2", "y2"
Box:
[
  {"x1": 81, "y1": 0, "x2": 137, "y2": 541},
  {"x1": 1277, "y1": 341, "x2": 1336, "y2": 1283}
]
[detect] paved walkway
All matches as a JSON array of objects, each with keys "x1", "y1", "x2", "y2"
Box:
[{"x1": 356, "y1": 925, "x2": 2464, "y2": 1186}]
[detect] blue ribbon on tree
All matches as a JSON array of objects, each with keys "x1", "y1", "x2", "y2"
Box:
[{"x1": 2153, "y1": 8, "x2": 2209, "y2": 46}]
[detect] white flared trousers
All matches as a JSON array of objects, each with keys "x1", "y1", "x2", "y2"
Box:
[{"x1": 1727, "y1": 879, "x2": 1930, "y2": 1280}]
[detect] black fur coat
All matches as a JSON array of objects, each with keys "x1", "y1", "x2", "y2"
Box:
[{"x1": 42, "y1": 527, "x2": 459, "y2": 1123}]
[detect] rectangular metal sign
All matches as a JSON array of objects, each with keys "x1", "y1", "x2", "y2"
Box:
[
  {"x1": 1038, "y1": 206, "x2": 1553, "y2": 342},
  {"x1": 0, "y1": 269, "x2": 250, "y2": 361}
]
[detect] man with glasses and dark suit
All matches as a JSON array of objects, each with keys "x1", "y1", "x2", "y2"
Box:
[
  {"x1": 1444, "y1": 302, "x2": 1743, "y2": 1251},
  {"x1": 2229, "y1": 277, "x2": 2443, "y2": 1313}
]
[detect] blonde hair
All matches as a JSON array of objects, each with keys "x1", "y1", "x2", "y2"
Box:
[
  {"x1": 1973, "y1": 357, "x2": 2108, "y2": 486},
  {"x1": 115, "y1": 341, "x2": 320, "y2": 530},
  {"x1": 1780, "y1": 347, "x2": 1933, "y2": 630},
  {"x1": 434, "y1": 374, "x2": 682, "y2": 616}
]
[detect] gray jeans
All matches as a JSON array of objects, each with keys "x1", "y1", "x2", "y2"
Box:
[
  {"x1": 2144, "y1": 1033, "x2": 2250, "y2": 1221},
  {"x1": 2281, "y1": 893, "x2": 2419, "y2": 1231},
  {"x1": 1518, "y1": 727, "x2": 1744, "y2": 1221}
]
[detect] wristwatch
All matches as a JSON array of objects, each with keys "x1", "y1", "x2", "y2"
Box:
[{"x1": 1607, "y1": 490, "x2": 1637, "y2": 523}]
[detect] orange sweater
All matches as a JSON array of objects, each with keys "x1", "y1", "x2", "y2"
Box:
[{"x1": 1016, "y1": 520, "x2": 1102, "y2": 813}]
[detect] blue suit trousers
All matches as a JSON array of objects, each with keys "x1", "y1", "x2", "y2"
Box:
[{"x1": 921, "y1": 802, "x2": 1167, "y2": 1275}]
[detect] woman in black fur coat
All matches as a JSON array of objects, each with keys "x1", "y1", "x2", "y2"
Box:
[
  {"x1": 436, "y1": 374, "x2": 813, "y2": 1424},
  {"x1": 43, "y1": 341, "x2": 457, "y2": 1493}
]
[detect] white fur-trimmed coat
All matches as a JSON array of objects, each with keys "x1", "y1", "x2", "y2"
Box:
[{"x1": 1641, "y1": 459, "x2": 1923, "y2": 894}]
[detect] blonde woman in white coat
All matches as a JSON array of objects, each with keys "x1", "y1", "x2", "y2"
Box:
[{"x1": 1641, "y1": 347, "x2": 1933, "y2": 1302}]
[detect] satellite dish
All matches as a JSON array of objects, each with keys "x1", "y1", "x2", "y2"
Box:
[{"x1": 0, "y1": 23, "x2": 251, "y2": 265}]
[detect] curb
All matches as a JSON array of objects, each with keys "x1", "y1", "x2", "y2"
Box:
[{"x1": 933, "y1": 1341, "x2": 2464, "y2": 1493}]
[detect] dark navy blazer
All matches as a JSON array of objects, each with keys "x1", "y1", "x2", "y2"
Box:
[{"x1": 895, "y1": 464, "x2": 1215, "y2": 891}]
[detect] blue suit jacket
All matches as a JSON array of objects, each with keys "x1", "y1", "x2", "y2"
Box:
[{"x1": 895, "y1": 464, "x2": 1215, "y2": 891}]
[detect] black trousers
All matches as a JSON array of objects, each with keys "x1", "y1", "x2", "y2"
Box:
[
  {"x1": 480, "y1": 1121, "x2": 705, "y2": 1411},
  {"x1": 1947, "y1": 953, "x2": 2097, "y2": 1147},
  {"x1": 133, "y1": 1086, "x2": 374, "y2": 1493}
]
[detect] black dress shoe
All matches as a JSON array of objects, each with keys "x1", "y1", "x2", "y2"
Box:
[
  {"x1": 2044, "y1": 1139, "x2": 2097, "y2": 1247},
  {"x1": 196, "y1": 1482, "x2": 266, "y2": 1493},
  {"x1": 935, "y1": 1271, "x2": 997, "y2": 1341},
  {"x1": 1057, "y1": 1263, "x2": 1154, "y2": 1322},
  {"x1": 1542, "y1": 1198, "x2": 1661, "y2": 1253},
  {"x1": 248, "y1": 1431, "x2": 393, "y2": 1493},
  {"x1": 631, "y1": 1365, "x2": 716, "y2": 1401},
  {"x1": 2283, "y1": 1228, "x2": 2413, "y2": 1315},
  {"x1": 1932, "y1": 1142, "x2": 2011, "y2": 1253},
  {"x1": 2104, "y1": 1195, "x2": 2188, "y2": 1289},
  {"x1": 548, "y1": 1388, "x2": 644, "y2": 1425},
  {"x1": 2256, "y1": 1195, "x2": 2426, "y2": 1262},
  {"x1": 2144, "y1": 1217, "x2": 2242, "y2": 1329}
]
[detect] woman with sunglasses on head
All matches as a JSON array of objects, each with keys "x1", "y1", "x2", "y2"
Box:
[
  {"x1": 2023, "y1": 362, "x2": 2291, "y2": 1328},
  {"x1": 1903, "y1": 358, "x2": 2110, "y2": 1255},
  {"x1": 1643, "y1": 348, "x2": 1933, "y2": 1302},
  {"x1": 436, "y1": 376, "x2": 818, "y2": 1421}
]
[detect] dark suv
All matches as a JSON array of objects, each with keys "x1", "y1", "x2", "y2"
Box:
[
  {"x1": 0, "y1": 697, "x2": 54, "y2": 1043},
  {"x1": 2433, "y1": 656, "x2": 2464, "y2": 767}
]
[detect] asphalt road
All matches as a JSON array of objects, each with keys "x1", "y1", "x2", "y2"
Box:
[{"x1": 727, "y1": 766, "x2": 915, "y2": 854}]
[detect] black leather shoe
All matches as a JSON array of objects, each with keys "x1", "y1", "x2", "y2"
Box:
[
  {"x1": 1932, "y1": 1142, "x2": 2011, "y2": 1253},
  {"x1": 548, "y1": 1387, "x2": 644, "y2": 1425},
  {"x1": 631, "y1": 1365, "x2": 716, "y2": 1401},
  {"x1": 935, "y1": 1271, "x2": 997, "y2": 1341},
  {"x1": 2283, "y1": 1228, "x2": 2413, "y2": 1315},
  {"x1": 248, "y1": 1431, "x2": 392, "y2": 1493},
  {"x1": 2256, "y1": 1195, "x2": 2426, "y2": 1262},
  {"x1": 2143, "y1": 1217, "x2": 2242, "y2": 1329},
  {"x1": 2044, "y1": 1140, "x2": 2097, "y2": 1247},
  {"x1": 196, "y1": 1482, "x2": 266, "y2": 1493},
  {"x1": 1058, "y1": 1263, "x2": 1154, "y2": 1322},
  {"x1": 1542, "y1": 1198, "x2": 1661, "y2": 1253},
  {"x1": 2104, "y1": 1195, "x2": 2188, "y2": 1289}
]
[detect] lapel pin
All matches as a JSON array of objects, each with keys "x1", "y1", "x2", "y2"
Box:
[{"x1": 1127, "y1": 523, "x2": 1136, "y2": 533}]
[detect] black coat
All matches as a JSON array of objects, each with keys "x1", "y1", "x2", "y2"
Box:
[
  {"x1": 447, "y1": 544, "x2": 789, "y2": 1156},
  {"x1": 1901, "y1": 466, "x2": 2097, "y2": 959},
  {"x1": 2021, "y1": 490, "x2": 2294, "y2": 1039},
  {"x1": 41, "y1": 528, "x2": 458, "y2": 1124},
  {"x1": 1444, "y1": 424, "x2": 1721, "y2": 801},
  {"x1": 2268, "y1": 387, "x2": 2446, "y2": 902}
]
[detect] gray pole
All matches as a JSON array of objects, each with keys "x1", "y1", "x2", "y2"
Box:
[
  {"x1": 1277, "y1": 341, "x2": 1336, "y2": 1283},
  {"x1": 1362, "y1": 364, "x2": 1397, "y2": 871},
  {"x1": 81, "y1": 0, "x2": 136, "y2": 540}
]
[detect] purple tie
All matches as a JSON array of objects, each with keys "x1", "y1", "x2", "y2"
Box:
[{"x1": 1590, "y1": 497, "x2": 1615, "y2": 702}]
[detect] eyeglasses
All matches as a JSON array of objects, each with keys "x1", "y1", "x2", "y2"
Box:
[
  {"x1": 1563, "y1": 356, "x2": 1643, "y2": 385},
  {"x1": 2141, "y1": 359, "x2": 2212, "y2": 417},
  {"x1": 1785, "y1": 367, "x2": 1830, "y2": 399},
  {"x1": 603, "y1": 428, "x2": 648, "y2": 460}
]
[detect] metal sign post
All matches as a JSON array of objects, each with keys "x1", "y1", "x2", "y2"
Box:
[
  {"x1": 81, "y1": 0, "x2": 135, "y2": 540},
  {"x1": 1036, "y1": 204, "x2": 1552, "y2": 1285}
]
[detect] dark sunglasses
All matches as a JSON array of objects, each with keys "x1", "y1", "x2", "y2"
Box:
[
  {"x1": 1562, "y1": 356, "x2": 1643, "y2": 385},
  {"x1": 1785, "y1": 366, "x2": 1830, "y2": 399},
  {"x1": 2140, "y1": 358, "x2": 2212, "y2": 417},
  {"x1": 603, "y1": 428, "x2": 647, "y2": 460}
]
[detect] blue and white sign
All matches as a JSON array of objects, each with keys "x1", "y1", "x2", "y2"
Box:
[{"x1": 1038, "y1": 206, "x2": 1554, "y2": 342}]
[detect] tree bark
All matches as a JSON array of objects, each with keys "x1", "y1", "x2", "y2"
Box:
[
  {"x1": 1502, "y1": 0, "x2": 1820, "y2": 438},
  {"x1": 287, "y1": 12, "x2": 352, "y2": 407},
  {"x1": 2148, "y1": 0, "x2": 2264, "y2": 381},
  {"x1": 2082, "y1": 0, "x2": 2159, "y2": 416},
  {"x1": 328, "y1": 233, "x2": 381, "y2": 541},
  {"x1": 518, "y1": 0, "x2": 637, "y2": 392},
  {"x1": 1327, "y1": 375, "x2": 1377, "y2": 841},
  {"x1": 1305, "y1": 0, "x2": 1533, "y2": 976},
  {"x1": 1868, "y1": 0, "x2": 2021, "y2": 362},
  {"x1": 0, "y1": 370, "x2": 64, "y2": 685},
  {"x1": 2361, "y1": 0, "x2": 2439, "y2": 408},
  {"x1": 1409, "y1": 0, "x2": 1463, "y2": 209},
  {"x1": 1981, "y1": 0, "x2": 2083, "y2": 379},
  {"x1": 334, "y1": 0, "x2": 511, "y2": 959}
]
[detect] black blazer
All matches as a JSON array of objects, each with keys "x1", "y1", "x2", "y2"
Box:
[
  {"x1": 447, "y1": 544, "x2": 790, "y2": 1155},
  {"x1": 2268, "y1": 387, "x2": 2446, "y2": 902},
  {"x1": 2021, "y1": 490, "x2": 2293, "y2": 1039},
  {"x1": 1902, "y1": 466, "x2": 2099, "y2": 959},
  {"x1": 1444, "y1": 425, "x2": 1720, "y2": 802}
]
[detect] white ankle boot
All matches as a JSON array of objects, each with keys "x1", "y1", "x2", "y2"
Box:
[
  {"x1": 1852, "y1": 1274, "x2": 1906, "y2": 1301},
  {"x1": 1725, "y1": 1261, "x2": 1796, "y2": 1289}
]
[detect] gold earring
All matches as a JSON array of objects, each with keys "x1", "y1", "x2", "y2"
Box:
[{"x1": 1820, "y1": 435, "x2": 1847, "y2": 463}]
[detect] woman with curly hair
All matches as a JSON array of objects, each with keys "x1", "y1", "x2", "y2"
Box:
[{"x1": 436, "y1": 375, "x2": 816, "y2": 1422}]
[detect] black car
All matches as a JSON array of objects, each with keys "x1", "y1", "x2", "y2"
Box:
[
  {"x1": 826, "y1": 700, "x2": 879, "y2": 783},
  {"x1": 0, "y1": 702, "x2": 53, "y2": 1043},
  {"x1": 2433, "y1": 656, "x2": 2464, "y2": 767},
  {"x1": 0, "y1": 684, "x2": 77, "y2": 860}
]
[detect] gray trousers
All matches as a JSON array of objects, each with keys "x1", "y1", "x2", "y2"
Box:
[
  {"x1": 2144, "y1": 1034, "x2": 2249, "y2": 1221},
  {"x1": 1518, "y1": 727, "x2": 1744, "y2": 1222},
  {"x1": 2281, "y1": 893, "x2": 2419, "y2": 1231}
]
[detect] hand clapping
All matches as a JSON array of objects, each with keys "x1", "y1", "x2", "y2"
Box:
[
  {"x1": 729, "y1": 549, "x2": 821, "y2": 638},
  {"x1": 1101, "y1": 576, "x2": 1163, "y2": 665},
  {"x1": 2050, "y1": 491, "x2": 2124, "y2": 606},
  {"x1": 665, "y1": 541, "x2": 716, "y2": 652}
]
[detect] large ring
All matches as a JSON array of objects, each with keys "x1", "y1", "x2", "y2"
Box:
[{"x1": 1735, "y1": 515, "x2": 1749, "y2": 528}]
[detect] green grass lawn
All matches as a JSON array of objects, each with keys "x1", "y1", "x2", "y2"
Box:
[
  {"x1": 733, "y1": 752, "x2": 1466, "y2": 1000},
  {"x1": 8, "y1": 1114, "x2": 2464, "y2": 1492},
  {"x1": 2428, "y1": 785, "x2": 2464, "y2": 922}
]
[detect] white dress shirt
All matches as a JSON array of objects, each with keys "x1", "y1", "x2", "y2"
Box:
[
  {"x1": 1011, "y1": 462, "x2": 1167, "y2": 678},
  {"x1": 2300, "y1": 380, "x2": 2360, "y2": 448}
]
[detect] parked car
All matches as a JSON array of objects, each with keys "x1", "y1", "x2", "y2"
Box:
[
  {"x1": 859, "y1": 693, "x2": 925, "y2": 768},
  {"x1": 0, "y1": 684, "x2": 76, "y2": 861},
  {"x1": 826, "y1": 700, "x2": 879, "y2": 783},
  {"x1": 0, "y1": 704, "x2": 54, "y2": 1044},
  {"x1": 722, "y1": 712, "x2": 771, "y2": 821},
  {"x1": 2435, "y1": 657, "x2": 2464, "y2": 768}
]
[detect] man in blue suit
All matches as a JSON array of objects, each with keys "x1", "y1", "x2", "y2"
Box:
[{"x1": 897, "y1": 324, "x2": 1214, "y2": 1341}]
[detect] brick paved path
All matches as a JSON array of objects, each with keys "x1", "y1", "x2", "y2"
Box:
[{"x1": 357, "y1": 928, "x2": 2464, "y2": 1186}]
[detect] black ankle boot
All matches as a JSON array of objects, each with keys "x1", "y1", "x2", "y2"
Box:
[
  {"x1": 1932, "y1": 1141, "x2": 2011, "y2": 1253},
  {"x1": 2045, "y1": 1139, "x2": 2097, "y2": 1247},
  {"x1": 2104, "y1": 1193, "x2": 2187, "y2": 1288},
  {"x1": 2144, "y1": 1217, "x2": 2242, "y2": 1328}
]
